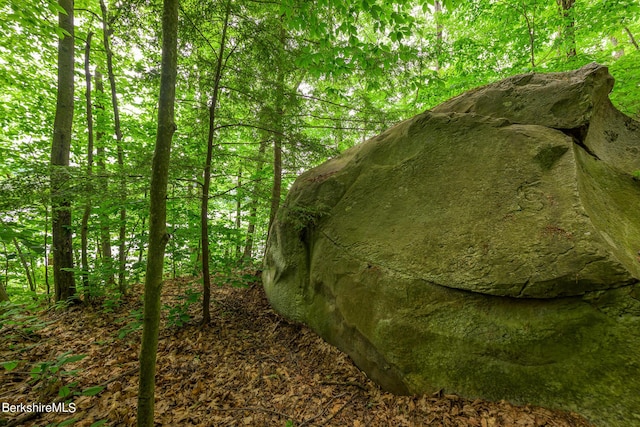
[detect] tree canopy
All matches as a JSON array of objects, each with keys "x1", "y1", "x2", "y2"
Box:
[{"x1": 0, "y1": 0, "x2": 638, "y2": 301}]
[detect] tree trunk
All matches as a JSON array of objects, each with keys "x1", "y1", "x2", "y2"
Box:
[
  {"x1": 100, "y1": 0, "x2": 128, "y2": 295},
  {"x1": 94, "y1": 70, "x2": 114, "y2": 284},
  {"x1": 556, "y1": 0, "x2": 576, "y2": 57},
  {"x1": 2, "y1": 242, "x2": 9, "y2": 295},
  {"x1": 136, "y1": 0, "x2": 178, "y2": 425},
  {"x1": 81, "y1": 31, "x2": 95, "y2": 300},
  {"x1": 234, "y1": 168, "x2": 242, "y2": 260},
  {"x1": 268, "y1": 19, "x2": 286, "y2": 237},
  {"x1": 50, "y1": 0, "x2": 76, "y2": 303},
  {"x1": 434, "y1": 0, "x2": 443, "y2": 71},
  {"x1": 44, "y1": 205, "x2": 50, "y2": 298},
  {"x1": 12, "y1": 238, "x2": 36, "y2": 292},
  {"x1": 0, "y1": 271, "x2": 8, "y2": 302},
  {"x1": 136, "y1": 202, "x2": 146, "y2": 283},
  {"x1": 200, "y1": 0, "x2": 231, "y2": 325},
  {"x1": 625, "y1": 27, "x2": 639, "y2": 50},
  {"x1": 521, "y1": 4, "x2": 536, "y2": 67},
  {"x1": 242, "y1": 137, "x2": 268, "y2": 261}
]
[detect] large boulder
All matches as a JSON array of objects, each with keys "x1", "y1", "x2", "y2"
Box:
[{"x1": 263, "y1": 64, "x2": 640, "y2": 426}]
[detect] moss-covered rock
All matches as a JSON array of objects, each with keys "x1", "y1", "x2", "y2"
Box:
[{"x1": 263, "y1": 64, "x2": 640, "y2": 426}]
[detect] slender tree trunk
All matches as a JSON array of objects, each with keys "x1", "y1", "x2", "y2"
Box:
[
  {"x1": 100, "y1": 0, "x2": 128, "y2": 295},
  {"x1": 50, "y1": 0, "x2": 76, "y2": 303},
  {"x1": 556, "y1": 0, "x2": 576, "y2": 57},
  {"x1": 44, "y1": 205, "x2": 50, "y2": 298},
  {"x1": 0, "y1": 284, "x2": 8, "y2": 302},
  {"x1": 94, "y1": 70, "x2": 114, "y2": 284},
  {"x1": 28, "y1": 253, "x2": 37, "y2": 292},
  {"x1": 268, "y1": 19, "x2": 286, "y2": 237},
  {"x1": 519, "y1": 3, "x2": 536, "y2": 67},
  {"x1": 242, "y1": 138, "x2": 267, "y2": 261},
  {"x1": 136, "y1": 0, "x2": 178, "y2": 425},
  {"x1": 12, "y1": 238, "x2": 36, "y2": 292},
  {"x1": 434, "y1": 0, "x2": 443, "y2": 71},
  {"x1": 625, "y1": 27, "x2": 639, "y2": 50},
  {"x1": 81, "y1": 32, "x2": 95, "y2": 300},
  {"x1": 136, "y1": 199, "x2": 146, "y2": 283},
  {"x1": 2, "y1": 242, "x2": 9, "y2": 292},
  {"x1": 201, "y1": 0, "x2": 231, "y2": 325},
  {"x1": 234, "y1": 168, "x2": 242, "y2": 260},
  {"x1": 0, "y1": 246, "x2": 8, "y2": 300}
]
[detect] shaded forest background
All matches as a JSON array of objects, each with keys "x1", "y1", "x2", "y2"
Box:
[{"x1": 1, "y1": 0, "x2": 639, "y2": 308}]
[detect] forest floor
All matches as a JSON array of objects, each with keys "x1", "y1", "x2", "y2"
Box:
[{"x1": 1, "y1": 274, "x2": 594, "y2": 427}]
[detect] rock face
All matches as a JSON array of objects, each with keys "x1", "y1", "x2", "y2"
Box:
[{"x1": 263, "y1": 64, "x2": 640, "y2": 426}]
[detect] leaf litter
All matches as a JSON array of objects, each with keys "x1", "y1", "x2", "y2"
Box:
[{"x1": 0, "y1": 274, "x2": 594, "y2": 426}]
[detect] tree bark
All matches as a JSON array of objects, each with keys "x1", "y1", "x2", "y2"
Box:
[
  {"x1": 234, "y1": 168, "x2": 242, "y2": 260},
  {"x1": 200, "y1": 0, "x2": 231, "y2": 325},
  {"x1": 94, "y1": 70, "x2": 114, "y2": 284},
  {"x1": 81, "y1": 31, "x2": 95, "y2": 300},
  {"x1": 50, "y1": 0, "x2": 76, "y2": 303},
  {"x1": 44, "y1": 205, "x2": 50, "y2": 298},
  {"x1": 0, "y1": 284, "x2": 8, "y2": 302},
  {"x1": 136, "y1": 0, "x2": 178, "y2": 425},
  {"x1": 243, "y1": 133, "x2": 268, "y2": 261},
  {"x1": 625, "y1": 27, "x2": 639, "y2": 50},
  {"x1": 556, "y1": 0, "x2": 576, "y2": 57},
  {"x1": 12, "y1": 238, "x2": 36, "y2": 292},
  {"x1": 100, "y1": 0, "x2": 128, "y2": 295},
  {"x1": 434, "y1": 0, "x2": 443, "y2": 71},
  {"x1": 520, "y1": 3, "x2": 536, "y2": 67},
  {"x1": 268, "y1": 19, "x2": 286, "y2": 237}
]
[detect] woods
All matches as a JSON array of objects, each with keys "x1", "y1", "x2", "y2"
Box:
[
  {"x1": 1, "y1": 0, "x2": 639, "y2": 425},
  {"x1": 2, "y1": 0, "x2": 639, "y2": 304}
]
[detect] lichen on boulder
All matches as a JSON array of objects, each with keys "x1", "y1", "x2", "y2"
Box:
[{"x1": 263, "y1": 63, "x2": 640, "y2": 426}]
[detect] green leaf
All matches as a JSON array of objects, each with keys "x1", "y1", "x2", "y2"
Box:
[
  {"x1": 80, "y1": 385, "x2": 105, "y2": 396},
  {"x1": 47, "y1": 1, "x2": 68, "y2": 16},
  {"x1": 89, "y1": 421, "x2": 108, "y2": 427},
  {"x1": 58, "y1": 385, "x2": 72, "y2": 397},
  {"x1": 58, "y1": 418, "x2": 78, "y2": 427},
  {"x1": 58, "y1": 353, "x2": 87, "y2": 365},
  {"x1": 1, "y1": 360, "x2": 20, "y2": 371}
]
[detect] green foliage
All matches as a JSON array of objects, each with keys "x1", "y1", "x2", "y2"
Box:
[
  {"x1": 0, "y1": 0, "x2": 637, "y2": 358},
  {"x1": 28, "y1": 351, "x2": 87, "y2": 399},
  {"x1": 0, "y1": 300, "x2": 50, "y2": 343},
  {"x1": 45, "y1": 419, "x2": 79, "y2": 427},
  {"x1": 165, "y1": 282, "x2": 200, "y2": 327},
  {"x1": 116, "y1": 308, "x2": 143, "y2": 339},
  {"x1": 79, "y1": 385, "x2": 106, "y2": 396},
  {"x1": 1, "y1": 360, "x2": 20, "y2": 371}
]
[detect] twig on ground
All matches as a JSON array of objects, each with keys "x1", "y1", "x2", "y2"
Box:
[
  {"x1": 320, "y1": 380, "x2": 367, "y2": 391},
  {"x1": 214, "y1": 405, "x2": 296, "y2": 420},
  {"x1": 318, "y1": 393, "x2": 357, "y2": 426},
  {"x1": 299, "y1": 391, "x2": 349, "y2": 426}
]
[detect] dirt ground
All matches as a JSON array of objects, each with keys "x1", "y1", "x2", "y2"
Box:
[{"x1": 0, "y1": 277, "x2": 594, "y2": 426}]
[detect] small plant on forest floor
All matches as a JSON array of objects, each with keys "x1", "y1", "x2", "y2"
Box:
[
  {"x1": 29, "y1": 352, "x2": 84, "y2": 395},
  {"x1": 0, "y1": 301, "x2": 50, "y2": 345},
  {"x1": 27, "y1": 352, "x2": 106, "y2": 400},
  {"x1": 165, "y1": 285, "x2": 200, "y2": 327},
  {"x1": 116, "y1": 308, "x2": 143, "y2": 339}
]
